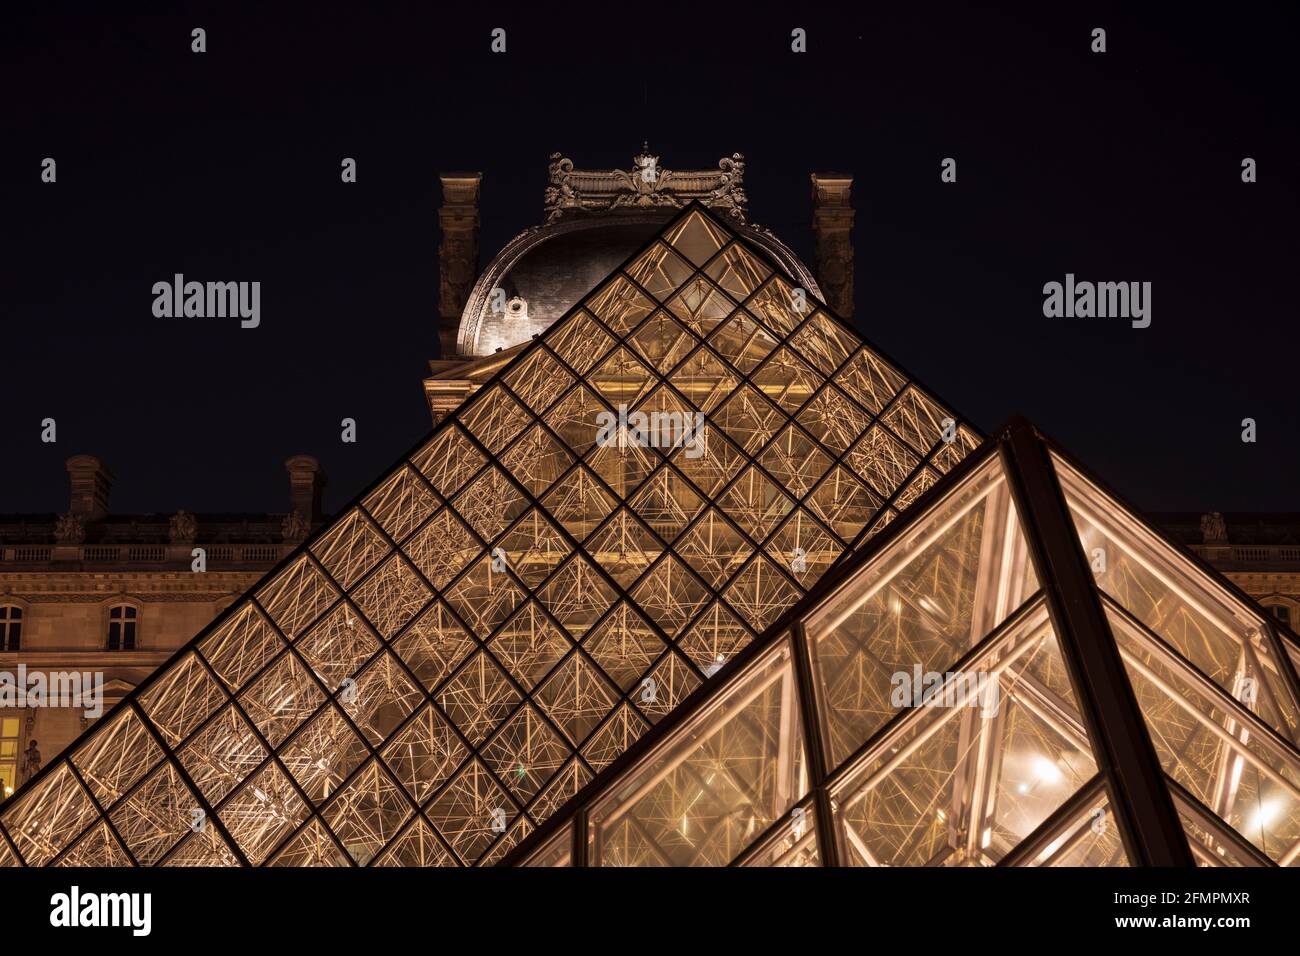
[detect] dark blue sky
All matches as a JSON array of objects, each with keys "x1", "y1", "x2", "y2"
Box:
[{"x1": 3, "y1": 2, "x2": 1296, "y2": 516}]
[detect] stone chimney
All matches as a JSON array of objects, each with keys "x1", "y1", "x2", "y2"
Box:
[
  {"x1": 285, "y1": 455, "x2": 327, "y2": 523},
  {"x1": 1198, "y1": 512, "x2": 1231, "y2": 565},
  {"x1": 810, "y1": 173, "x2": 855, "y2": 318},
  {"x1": 65, "y1": 455, "x2": 113, "y2": 521},
  {"x1": 437, "y1": 172, "x2": 483, "y2": 359}
]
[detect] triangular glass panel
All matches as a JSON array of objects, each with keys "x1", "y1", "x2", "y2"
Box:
[
  {"x1": 662, "y1": 208, "x2": 730, "y2": 266},
  {"x1": 830, "y1": 601, "x2": 1100, "y2": 866},
  {"x1": 1104, "y1": 599, "x2": 1300, "y2": 863},
  {"x1": 584, "y1": 638, "x2": 808, "y2": 865},
  {"x1": 1014, "y1": 782, "x2": 1130, "y2": 867},
  {"x1": 1056, "y1": 453, "x2": 1300, "y2": 745}
]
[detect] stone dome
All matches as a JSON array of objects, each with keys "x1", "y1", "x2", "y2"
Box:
[{"x1": 457, "y1": 213, "x2": 821, "y2": 357}]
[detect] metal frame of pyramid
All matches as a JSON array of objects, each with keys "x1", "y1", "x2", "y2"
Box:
[
  {"x1": 505, "y1": 418, "x2": 1300, "y2": 867},
  {"x1": 1, "y1": 201, "x2": 982, "y2": 867}
]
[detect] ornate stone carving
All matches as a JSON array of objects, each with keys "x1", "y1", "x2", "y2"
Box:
[
  {"x1": 504, "y1": 296, "x2": 529, "y2": 324},
  {"x1": 544, "y1": 154, "x2": 576, "y2": 210},
  {"x1": 1200, "y1": 512, "x2": 1228, "y2": 543},
  {"x1": 168, "y1": 509, "x2": 198, "y2": 544},
  {"x1": 53, "y1": 512, "x2": 85, "y2": 544},
  {"x1": 281, "y1": 511, "x2": 309, "y2": 543},
  {"x1": 544, "y1": 147, "x2": 748, "y2": 223},
  {"x1": 20, "y1": 740, "x2": 41, "y2": 782}
]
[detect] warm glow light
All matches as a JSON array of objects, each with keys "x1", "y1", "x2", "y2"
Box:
[
  {"x1": 1032, "y1": 755, "x2": 1064, "y2": 786},
  {"x1": 1248, "y1": 798, "x2": 1283, "y2": 833}
]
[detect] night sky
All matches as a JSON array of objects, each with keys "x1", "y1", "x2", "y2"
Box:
[{"x1": 3, "y1": 3, "x2": 1296, "y2": 518}]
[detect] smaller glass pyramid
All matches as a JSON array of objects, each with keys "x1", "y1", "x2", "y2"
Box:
[{"x1": 511, "y1": 420, "x2": 1300, "y2": 868}]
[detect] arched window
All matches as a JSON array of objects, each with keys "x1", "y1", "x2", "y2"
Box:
[
  {"x1": 0, "y1": 606, "x2": 21, "y2": 652},
  {"x1": 107, "y1": 604, "x2": 138, "y2": 650}
]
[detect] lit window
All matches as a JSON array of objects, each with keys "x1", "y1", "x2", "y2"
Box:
[
  {"x1": 0, "y1": 717, "x2": 19, "y2": 796},
  {"x1": 107, "y1": 605, "x2": 138, "y2": 651},
  {"x1": 0, "y1": 606, "x2": 21, "y2": 652}
]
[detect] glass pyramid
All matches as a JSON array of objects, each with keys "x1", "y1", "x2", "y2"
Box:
[
  {"x1": 509, "y1": 421, "x2": 1300, "y2": 868},
  {"x1": 0, "y1": 203, "x2": 979, "y2": 867}
]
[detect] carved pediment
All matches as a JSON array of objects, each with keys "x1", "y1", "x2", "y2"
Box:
[{"x1": 545, "y1": 146, "x2": 747, "y2": 224}]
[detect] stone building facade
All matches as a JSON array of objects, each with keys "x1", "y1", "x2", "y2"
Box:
[{"x1": 0, "y1": 455, "x2": 327, "y2": 795}]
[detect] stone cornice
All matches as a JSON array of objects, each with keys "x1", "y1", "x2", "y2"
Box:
[
  {"x1": 1, "y1": 650, "x2": 173, "y2": 668},
  {"x1": 0, "y1": 571, "x2": 258, "y2": 602}
]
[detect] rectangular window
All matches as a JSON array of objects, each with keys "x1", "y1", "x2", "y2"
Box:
[
  {"x1": 0, "y1": 606, "x2": 21, "y2": 652},
  {"x1": 0, "y1": 717, "x2": 20, "y2": 796},
  {"x1": 107, "y1": 606, "x2": 137, "y2": 651}
]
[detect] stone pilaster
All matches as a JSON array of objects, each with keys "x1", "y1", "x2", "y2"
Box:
[
  {"x1": 438, "y1": 173, "x2": 483, "y2": 359},
  {"x1": 810, "y1": 173, "x2": 855, "y2": 319},
  {"x1": 425, "y1": 379, "x2": 479, "y2": 426}
]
